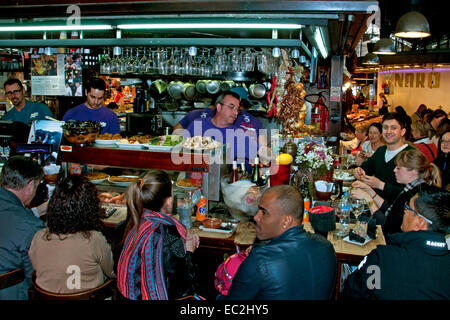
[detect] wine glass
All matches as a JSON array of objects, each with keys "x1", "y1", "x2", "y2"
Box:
[
  {"x1": 330, "y1": 180, "x2": 341, "y2": 207},
  {"x1": 351, "y1": 198, "x2": 364, "y2": 223}
]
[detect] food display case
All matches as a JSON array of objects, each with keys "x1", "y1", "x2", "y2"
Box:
[{"x1": 60, "y1": 144, "x2": 226, "y2": 206}]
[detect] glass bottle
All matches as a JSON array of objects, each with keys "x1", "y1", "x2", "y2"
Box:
[
  {"x1": 239, "y1": 162, "x2": 250, "y2": 181},
  {"x1": 251, "y1": 155, "x2": 261, "y2": 185},
  {"x1": 231, "y1": 160, "x2": 239, "y2": 183}
]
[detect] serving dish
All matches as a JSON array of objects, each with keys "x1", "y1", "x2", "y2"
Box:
[
  {"x1": 108, "y1": 175, "x2": 140, "y2": 187},
  {"x1": 343, "y1": 235, "x2": 372, "y2": 246},
  {"x1": 115, "y1": 142, "x2": 148, "y2": 150}
]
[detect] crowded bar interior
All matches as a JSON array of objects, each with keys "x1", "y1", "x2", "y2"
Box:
[{"x1": 0, "y1": 0, "x2": 449, "y2": 308}]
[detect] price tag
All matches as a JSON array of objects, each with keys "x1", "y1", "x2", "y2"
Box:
[{"x1": 69, "y1": 163, "x2": 82, "y2": 175}]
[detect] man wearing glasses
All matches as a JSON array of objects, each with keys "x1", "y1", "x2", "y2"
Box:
[
  {"x1": 0, "y1": 156, "x2": 46, "y2": 300},
  {"x1": 182, "y1": 90, "x2": 268, "y2": 168},
  {"x1": 343, "y1": 186, "x2": 450, "y2": 300},
  {"x1": 2, "y1": 78, "x2": 53, "y2": 125}
]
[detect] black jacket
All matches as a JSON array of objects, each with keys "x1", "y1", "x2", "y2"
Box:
[
  {"x1": 224, "y1": 225, "x2": 337, "y2": 300},
  {"x1": 343, "y1": 231, "x2": 450, "y2": 300}
]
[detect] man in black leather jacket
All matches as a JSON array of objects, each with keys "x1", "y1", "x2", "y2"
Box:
[
  {"x1": 344, "y1": 187, "x2": 450, "y2": 299},
  {"x1": 224, "y1": 185, "x2": 337, "y2": 300}
]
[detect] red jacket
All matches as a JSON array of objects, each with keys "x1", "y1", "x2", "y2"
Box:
[{"x1": 415, "y1": 142, "x2": 437, "y2": 163}]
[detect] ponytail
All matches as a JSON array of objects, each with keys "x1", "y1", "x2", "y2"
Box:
[{"x1": 427, "y1": 163, "x2": 442, "y2": 188}]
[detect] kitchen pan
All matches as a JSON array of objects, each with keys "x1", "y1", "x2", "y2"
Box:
[
  {"x1": 220, "y1": 80, "x2": 235, "y2": 92},
  {"x1": 206, "y1": 80, "x2": 220, "y2": 95},
  {"x1": 168, "y1": 81, "x2": 183, "y2": 99},
  {"x1": 249, "y1": 83, "x2": 266, "y2": 99},
  {"x1": 182, "y1": 82, "x2": 197, "y2": 100},
  {"x1": 196, "y1": 80, "x2": 207, "y2": 94}
]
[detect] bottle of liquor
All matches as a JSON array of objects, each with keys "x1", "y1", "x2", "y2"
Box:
[
  {"x1": 251, "y1": 155, "x2": 262, "y2": 185},
  {"x1": 239, "y1": 162, "x2": 250, "y2": 181},
  {"x1": 231, "y1": 160, "x2": 239, "y2": 183}
]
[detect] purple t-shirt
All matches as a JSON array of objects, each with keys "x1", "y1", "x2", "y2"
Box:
[
  {"x1": 185, "y1": 116, "x2": 259, "y2": 163},
  {"x1": 179, "y1": 108, "x2": 214, "y2": 128},
  {"x1": 62, "y1": 104, "x2": 120, "y2": 134}
]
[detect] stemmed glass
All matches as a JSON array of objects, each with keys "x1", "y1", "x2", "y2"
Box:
[
  {"x1": 351, "y1": 198, "x2": 364, "y2": 223},
  {"x1": 330, "y1": 180, "x2": 341, "y2": 207},
  {"x1": 100, "y1": 49, "x2": 111, "y2": 74}
]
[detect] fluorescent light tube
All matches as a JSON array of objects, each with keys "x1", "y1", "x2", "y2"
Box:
[
  {"x1": 0, "y1": 25, "x2": 112, "y2": 32},
  {"x1": 117, "y1": 23, "x2": 303, "y2": 30},
  {"x1": 314, "y1": 27, "x2": 328, "y2": 59}
]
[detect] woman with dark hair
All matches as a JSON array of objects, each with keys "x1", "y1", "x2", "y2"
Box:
[
  {"x1": 434, "y1": 128, "x2": 450, "y2": 189},
  {"x1": 29, "y1": 175, "x2": 115, "y2": 293},
  {"x1": 117, "y1": 170, "x2": 199, "y2": 300},
  {"x1": 355, "y1": 122, "x2": 385, "y2": 166},
  {"x1": 351, "y1": 148, "x2": 441, "y2": 240}
]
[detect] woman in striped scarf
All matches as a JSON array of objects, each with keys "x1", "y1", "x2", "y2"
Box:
[{"x1": 117, "y1": 170, "x2": 200, "y2": 300}]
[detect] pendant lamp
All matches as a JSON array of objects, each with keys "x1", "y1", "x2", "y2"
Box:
[
  {"x1": 373, "y1": 38, "x2": 396, "y2": 55},
  {"x1": 362, "y1": 52, "x2": 379, "y2": 65},
  {"x1": 394, "y1": 11, "x2": 430, "y2": 38}
]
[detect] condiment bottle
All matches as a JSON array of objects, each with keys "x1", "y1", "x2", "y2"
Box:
[
  {"x1": 231, "y1": 160, "x2": 239, "y2": 183},
  {"x1": 196, "y1": 192, "x2": 207, "y2": 221},
  {"x1": 301, "y1": 184, "x2": 310, "y2": 223}
]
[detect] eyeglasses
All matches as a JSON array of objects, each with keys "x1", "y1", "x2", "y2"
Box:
[
  {"x1": 441, "y1": 139, "x2": 450, "y2": 144},
  {"x1": 221, "y1": 103, "x2": 239, "y2": 112},
  {"x1": 5, "y1": 89, "x2": 22, "y2": 96},
  {"x1": 404, "y1": 203, "x2": 433, "y2": 225}
]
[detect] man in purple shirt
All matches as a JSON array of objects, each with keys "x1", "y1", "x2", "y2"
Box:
[
  {"x1": 62, "y1": 78, "x2": 120, "y2": 134},
  {"x1": 180, "y1": 91, "x2": 269, "y2": 172}
]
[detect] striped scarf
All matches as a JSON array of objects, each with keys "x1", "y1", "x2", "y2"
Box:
[
  {"x1": 385, "y1": 178, "x2": 425, "y2": 217},
  {"x1": 117, "y1": 209, "x2": 187, "y2": 300}
]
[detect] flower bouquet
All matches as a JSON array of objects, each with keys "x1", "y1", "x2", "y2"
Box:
[{"x1": 294, "y1": 141, "x2": 334, "y2": 198}]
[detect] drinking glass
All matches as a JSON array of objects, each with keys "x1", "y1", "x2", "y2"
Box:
[
  {"x1": 100, "y1": 49, "x2": 111, "y2": 74},
  {"x1": 330, "y1": 180, "x2": 341, "y2": 207},
  {"x1": 335, "y1": 198, "x2": 350, "y2": 237},
  {"x1": 242, "y1": 48, "x2": 255, "y2": 72},
  {"x1": 351, "y1": 198, "x2": 364, "y2": 222}
]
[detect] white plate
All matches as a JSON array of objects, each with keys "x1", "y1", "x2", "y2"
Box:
[
  {"x1": 115, "y1": 142, "x2": 148, "y2": 150},
  {"x1": 199, "y1": 225, "x2": 234, "y2": 234},
  {"x1": 108, "y1": 175, "x2": 140, "y2": 187},
  {"x1": 95, "y1": 139, "x2": 119, "y2": 145},
  {"x1": 145, "y1": 144, "x2": 178, "y2": 152},
  {"x1": 343, "y1": 235, "x2": 372, "y2": 246},
  {"x1": 89, "y1": 176, "x2": 109, "y2": 184}
]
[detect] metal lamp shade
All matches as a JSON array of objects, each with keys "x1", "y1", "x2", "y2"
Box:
[
  {"x1": 394, "y1": 11, "x2": 431, "y2": 38},
  {"x1": 362, "y1": 52, "x2": 379, "y2": 65},
  {"x1": 373, "y1": 38, "x2": 396, "y2": 55}
]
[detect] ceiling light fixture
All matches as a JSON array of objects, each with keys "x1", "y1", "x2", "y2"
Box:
[
  {"x1": 0, "y1": 25, "x2": 112, "y2": 32},
  {"x1": 373, "y1": 38, "x2": 396, "y2": 55},
  {"x1": 117, "y1": 23, "x2": 304, "y2": 30},
  {"x1": 394, "y1": 11, "x2": 431, "y2": 38},
  {"x1": 314, "y1": 26, "x2": 328, "y2": 59},
  {"x1": 362, "y1": 52, "x2": 379, "y2": 65}
]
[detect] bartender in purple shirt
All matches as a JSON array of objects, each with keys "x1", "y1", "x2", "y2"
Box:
[
  {"x1": 62, "y1": 78, "x2": 120, "y2": 134},
  {"x1": 178, "y1": 90, "x2": 271, "y2": 171},
  {"x1": 173, "y1": 86, "x2": 263, "y2": 133}
]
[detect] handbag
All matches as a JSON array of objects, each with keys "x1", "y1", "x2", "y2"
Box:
[{"x1": 214, "y1": 246, "x2": 249, "y2": 296}]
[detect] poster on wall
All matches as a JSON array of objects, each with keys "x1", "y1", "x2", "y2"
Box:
[
  {"x1": 64, "y1": 52, "x2": 83, "y2": 96},
  {"x1": 317, "y1": 65, "x2": 330, "y2": 89},
  {"x1": 27, "y1": 119, "x2": 64, "y2": 165},
  {"x1": 31, "y1": 54, "x2": 65, "y2": 96}
]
